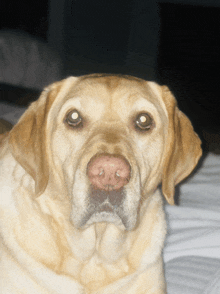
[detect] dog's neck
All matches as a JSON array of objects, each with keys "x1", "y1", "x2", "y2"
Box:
[{"x1": 50, "y1": 190, "x2": 165, "y2": 292}]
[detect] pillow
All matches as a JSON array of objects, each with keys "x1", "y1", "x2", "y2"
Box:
[{"x1": 0, "y1": 29, "x2": 62, "y2": 90}]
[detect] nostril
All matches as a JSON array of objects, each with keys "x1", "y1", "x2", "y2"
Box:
[
  {"x1": 115, "y1": 171, "x2": 120, "y2": 178},
  {"x1": 87, "y1": 154, "x2": 131, "y2": 191},
  {"x1": 99, "y1": 169, "x2": 104, "y2": 176}
]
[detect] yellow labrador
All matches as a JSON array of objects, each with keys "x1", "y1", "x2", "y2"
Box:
[{"x1": 0, "y1": 74, "x2": 202, "y2": 294}]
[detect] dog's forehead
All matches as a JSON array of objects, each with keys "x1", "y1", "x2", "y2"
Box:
[
  {"x1": 48, "y1": 75, "x2": 168, "y2": 124},
  {"x1": 75, "y1": 75, "x2": 153, "y2": 95},
  {"x1": 66, "y1": 75, "x2": 164, "y2": 107}
]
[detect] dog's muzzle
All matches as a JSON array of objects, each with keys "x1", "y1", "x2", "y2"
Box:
[{"x1": 79, "y1": 154, "x2": 133, "y2": 229}]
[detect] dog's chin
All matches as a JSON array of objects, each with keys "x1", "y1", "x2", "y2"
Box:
[
  {"x1": 84, "y1": 211, "x2": 125, "y2": 229},
  {"x1": 72, "y1": 187, "x2": 139, "y2": 230},
  {"x1": 78, "y1": 205, "x2": 137, "y2": 231}
]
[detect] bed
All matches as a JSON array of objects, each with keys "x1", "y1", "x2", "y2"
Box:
[{"x1": 164, "y1": 153, "x2": 220, "y2": 294}]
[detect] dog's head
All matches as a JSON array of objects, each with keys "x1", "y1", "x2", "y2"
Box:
[{"x1": 9, "y1": 74, "x2": 202, "y2": 230}]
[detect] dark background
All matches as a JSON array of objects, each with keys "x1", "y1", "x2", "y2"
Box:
[{"x1": 1, "y1": 0, "x2": 220, "y2": 147}]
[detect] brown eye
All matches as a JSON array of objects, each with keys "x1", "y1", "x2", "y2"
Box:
[
  {"x1": 135, "y1": 113, "x2": 153, "y2": 130},
  {"x1": 66, "y1": 110, "x2": 82, "y2": 127}
]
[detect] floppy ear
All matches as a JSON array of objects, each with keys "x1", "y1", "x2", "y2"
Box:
[
  {"x1": 9, "y1": 81, "x2": 62, "y2": 196},
  {"x1": 161, "y1": 86, "x2": 202, "y2": 205}
]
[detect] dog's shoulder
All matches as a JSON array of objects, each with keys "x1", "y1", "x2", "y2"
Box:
[
  {"x1": 0, "y1": 132, "x2": 10, "y2": 160},
  {"x1": 0, "y1": 132, "x2": 31, "y2": 196}
]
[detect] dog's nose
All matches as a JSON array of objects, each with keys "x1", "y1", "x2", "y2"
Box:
[{"x1": 87, "y1": 155, "x2": 131, "y2": 191}]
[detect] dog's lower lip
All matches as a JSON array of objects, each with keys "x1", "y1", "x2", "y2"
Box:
[{"x1": 77, "y1": 201, "x2": 124, "y2": 229}]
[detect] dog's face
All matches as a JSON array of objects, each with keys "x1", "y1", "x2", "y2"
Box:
[
  {"x1": 48, "y1": 76, "x2": 169, "y2": 230},
  {"x1": 9, "y1": 74, "x2": 202, "y2": 231}
]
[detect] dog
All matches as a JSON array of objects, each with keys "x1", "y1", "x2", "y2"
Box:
[{"x1": 0, "y1": 74, "x2": 202, "y2": 294}]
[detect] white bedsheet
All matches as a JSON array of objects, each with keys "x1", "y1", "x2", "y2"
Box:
[
  {"x1": 164, "y1": 153, "x2": 220, "y2": 293},
  {"x1": 164, "y1": 152, "x2": 220, "y2": 262},
  {"x1": 1, "y1": 103, "x2": 220, "y2": 293}
]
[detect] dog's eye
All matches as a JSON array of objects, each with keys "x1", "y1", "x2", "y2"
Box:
[
  {"x1": 66, "y1": 110, "x2": 82, "y2": 127},
  {"x1": 135, "y1": 113, "x2": 153, "y2": 130}
]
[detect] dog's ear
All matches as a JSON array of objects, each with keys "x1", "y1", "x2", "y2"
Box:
[
  {"x1": 161, "y1": 86, "x2": 202, "y2": 205},
  {"x1": 9, "y1": 81, "x2": 62, "y2": 196}
]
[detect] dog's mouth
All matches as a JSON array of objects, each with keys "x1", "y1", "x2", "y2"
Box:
[{"x1": 79, "y1": 187, "x2": 133, "y2": 230}]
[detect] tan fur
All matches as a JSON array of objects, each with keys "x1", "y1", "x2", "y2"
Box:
[{"x1": 0, "y1": 74, "x2": 202, "y2": 294}]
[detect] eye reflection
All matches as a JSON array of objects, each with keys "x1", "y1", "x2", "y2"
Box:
[
  {"x1": 66, "y1": 110, "x2": 82, "y2": 127},
  {"x1": 135, "y1": 113, "x2": 153, "y2": 130}
]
